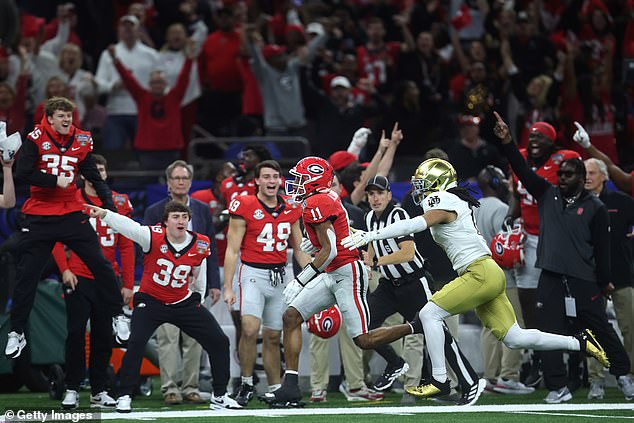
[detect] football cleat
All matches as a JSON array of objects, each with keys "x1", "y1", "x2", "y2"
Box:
[
  {"x1": 575, "y1": 329, "x2": 610, "y2": 368},
  {"x1": 373, "y1": 362, "x2": 409, "y2": 391},
  {"x1": 233, "y1": 383, "x2": 255, "y2": 407},
  {"x1": 259, "y1": 384, "x2": 304, "y2": 408},
  {"x1": 405, "y1": 378, "x2": 451, "y2": 398},
  {"x1": 456, "y1": 379, "x2": 486, "y2": 406}
]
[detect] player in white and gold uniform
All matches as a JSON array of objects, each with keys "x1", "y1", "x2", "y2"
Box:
[{"x1": 343, "y1": 158, "x2": 610, "y2": 404}]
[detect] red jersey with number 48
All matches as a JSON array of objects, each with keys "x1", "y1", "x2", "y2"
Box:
[
  {"x1": 513, "y1": 149, "x2": 580, "y2": 235},
  {"x1": 22, "y1": 121, "x2": 94, "y2": 216},
  {"x1": 52, "y1": 190, "x2": 135, "y2": 288},
  {"x1": 303, "y1": 190, "x2": 358, "y2": 272},
  {"x1": 140, "y1": 226, "x2": 211, "y2": 304},
  {"x1": 229, "y1": 195, "x2": 301, "y2": 265}
]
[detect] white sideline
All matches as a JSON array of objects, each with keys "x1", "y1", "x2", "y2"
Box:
[{"x1": 99, "y1": 403, "x2": 634, "y2": 419}]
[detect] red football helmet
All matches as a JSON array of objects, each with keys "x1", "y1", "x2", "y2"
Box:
[
  {"x1": 285, "y1": 157, "x2": 333, "y2": 202},
  {"x1": 306, "y1": 305, "x2": 342, "y2": 339},
  {"x1": 490, "y1": 223, "x2": 527, "y2": 269}
]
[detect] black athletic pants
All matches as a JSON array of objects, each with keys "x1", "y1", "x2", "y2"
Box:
[
  {"x1": 118, "y1": 292, "x2": 230, "y2": 397},
  {"x1": 12, "y1": 212, "x2": 122, "y2": 332},
  {"x1": 537, "y1": 270, "x2": 631, "y2": 390},
  {"x1": 64, "y1": 276, "x2": 113, "y2": 394},
  {"x1": 368, "y1": 273, "x2": 479, "y2": 390}
]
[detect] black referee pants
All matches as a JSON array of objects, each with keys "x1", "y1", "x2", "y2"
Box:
[
  {"x1": 64, "y1": 276, "x2": 113, "y2": 394},
  {"x1": 368, "y1": 274, "x2": 479, "y2": 391},
  {"x1": 118, "y1": 292, "x2": 230, "y2": 397},
  {"x1": 537, "y1": 270, "x2": 631, "y2": 390},
  {"x1": 12, "y1": 213, "x2": 122, "y2": 332}
]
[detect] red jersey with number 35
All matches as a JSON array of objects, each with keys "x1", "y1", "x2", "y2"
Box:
[
  {"x1": 228, "y1": 195, "x2": 301, "y2": 265},
  {"x1": 22, "y1": 123, "x2": 94, "y2": 215},
  {"x1": 52, "y1": 190, "x2": 135, "y2": 288},
  {"x1": 303, "y1": 190, "x2": 358, "y2": 272},
  {"x1": 513, "y1": 149, "x2": 580, "y2": 235},
  {"x1": 140, "y1": 226, "x2": 211, "y2": 304}
]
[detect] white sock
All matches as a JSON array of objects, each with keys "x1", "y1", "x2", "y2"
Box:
[
  {"x1": 420, "y1": 302, "x2": 450, "y2": 383},
  {"x1": 502, "y1": 323, "x2": 580, "y2": 351},
  {"x1": 241, "y1": 376, "x2": 253, "y2": 386}
]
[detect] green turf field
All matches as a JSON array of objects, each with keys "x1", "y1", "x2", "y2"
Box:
[{"x1": 1, "y1": 384, "x2": 633, "y2": 422}]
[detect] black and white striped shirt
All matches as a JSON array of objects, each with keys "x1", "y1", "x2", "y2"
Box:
[{"x1": 365, "y1": 202, "x2": 426, "y2": 280}]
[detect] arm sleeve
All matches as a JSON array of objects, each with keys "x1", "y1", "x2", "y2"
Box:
[
  {"x1": 117, "y1": 234, "x2": 135, "y2": 289},
  {"x1": 392, "y1": 209, "x2": 414, "y2": 242},
  {"x1": 172, "y1": 58, "x2": 193, "y2": 100},
  {"x1": 500, "y1": 142, "x2": 550, "y2": 199},
  {"x1": 373, "y1": 215, "x2": 428, "y2": 240},
  {"x1": 78, "y1": 154, "x2": 115, "y2": 211},
  {"x1": 15, "y1": 138, "x2": 58, "y2": 187},
  {"x1": 114, "y1": 60, "x2": 144, "y2": 101},
  {"x1": 40, "y1": 20, "x2": 70, "y2": 56},
  {"x1": 94, "y1": 50, "x2": 118, "y2": 94},
  {"x1": 192, "y1": 258, "x2": 207, "y2": 298},
  {"x1": 590, "y1": 205, "x2": 611, "y2": 288},
  {"x1": 102, "y1": 211, "x2": 152, "y2": 251},
  {"x1": 52, "y1": 242, "x2": 69, "y2": 273}
]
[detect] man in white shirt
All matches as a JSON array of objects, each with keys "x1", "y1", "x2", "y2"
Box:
[{"x1": 94, "y1": 15, "x2": 159, "y2": 150}]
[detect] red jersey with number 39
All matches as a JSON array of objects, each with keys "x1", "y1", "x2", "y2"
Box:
[
  {"x1": 140, "y1": 226, "x2": 211, "y2": 304},
  {"x1": 513, "y1": 149, "x2": 580, "y2": 235},
  {"x1": 22, "y1": 123, "x2": 94, "y2": 215},
  {"x1": 303, "y1": 190, "x2": 358, "y2": 272},
  {"x1": 228, "y1": 195, "x2": 301, "y2": 265}
]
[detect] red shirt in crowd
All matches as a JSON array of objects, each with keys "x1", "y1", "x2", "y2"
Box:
[
  {"x1": 237, "y1": 57, "x2": 263, "y2": 115},
  {"x1": 356, "y1": 42, "x2": 400, "y2": 87},
  {"x1": 199, "y1": 29, "x2": 243, "y2": 93},
  {"x1": 115, "y1": 57, "x2": 192, "y2": 151}
]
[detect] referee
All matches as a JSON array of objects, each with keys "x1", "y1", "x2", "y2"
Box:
[{"x1": 363, "y1": 175, "x2": 481, "y2": 405}]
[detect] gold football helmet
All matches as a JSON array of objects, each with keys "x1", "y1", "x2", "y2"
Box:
[{"x1": 411, "y1": 158, "x2": 457, "y2": 205}]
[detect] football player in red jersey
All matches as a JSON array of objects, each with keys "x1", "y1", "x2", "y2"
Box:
[
  {"x1": 51, "y1": 154, "x2": 134, "y2": 409},
  {"x1": 260, "y1": 157, "x2": 418, "y2": 407},
  {"x1": 85, "y1": 201, "x2": 241, "y2": 413},
  {"x1": 223, "y1": 160, "x2": 309, "y2": 406},
  {"x1": 219, "y1": 145, "x2": 272, "y2": 347},
  {"x1": 505, "y1": 121, "x2": 580, "y2": 386},
  {"x1": 5, "y1": 97, "x2": 124, "y2": 360}
]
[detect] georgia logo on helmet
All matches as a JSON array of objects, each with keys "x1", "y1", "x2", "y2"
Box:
[
  {"x1": 490, "y1": 222, "x2": 527, "y2": 269},
  {"x1": 306, "y1": 305, "x2": 342, "y2": 339},
  {"x1": 285, "y1": 156, "x2": 333, "y2": 202},
  {"x1": 411, "y1": 158, "x2": 458, "y2": 205}
]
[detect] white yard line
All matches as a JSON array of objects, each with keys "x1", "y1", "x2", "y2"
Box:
[
  {"x1": 512, "y1": 411, "x2": 634, "y2": 419},
  {"x1": 97, "y1": 403, "x2": 634, "y2": 420}
]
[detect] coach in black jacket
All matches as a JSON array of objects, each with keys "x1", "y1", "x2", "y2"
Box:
[
  {"x1": 143, "y1": 160, "x2": 221, "y2": 405},
  {"x1": 494, "y1": 113, "x2": 632, "y2": 403}
]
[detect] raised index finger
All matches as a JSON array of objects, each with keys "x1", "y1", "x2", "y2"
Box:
[{"x1": 493, "y1": 111, "x2": 503, "y2": 122}]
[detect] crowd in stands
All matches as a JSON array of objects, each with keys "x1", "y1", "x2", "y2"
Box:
[{"x1": 0, "y1": 0, "x2": 632, "y2": 173}]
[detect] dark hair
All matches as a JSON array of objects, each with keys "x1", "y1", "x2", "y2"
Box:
[
  {"x1": 44, "y1": 96, "x2": 75, "y2": 116},
  {"x1": 162, "y1": 201, "x2": 191, "y2": 223},
  {"x1": 243, "y1": 144, "x2": 272, "y2": 162},
  {"x1": 92, "y1": 154, "x2": 107, "y2": 168},
  {"x1": 255, "y1": 160, "x2": 281, "y2": 178},
  {"x1": 561, "y1": 157, "x2": 587, "y2": 176},
  {"x1": 339, "y1": 164, "x2": 364, "y2": 195},
  {"x1": 447, "y1": 186, "x2": 480, "y2": 208}
]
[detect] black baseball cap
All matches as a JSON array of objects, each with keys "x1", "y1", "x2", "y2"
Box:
[{"x1": 365, "y1": 175, "x2": 391, "y2": 191}]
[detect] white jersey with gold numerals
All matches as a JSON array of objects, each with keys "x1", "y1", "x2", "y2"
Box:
[{"x1": 422, "y1": 191, "x2": 490, "y2": 275}]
